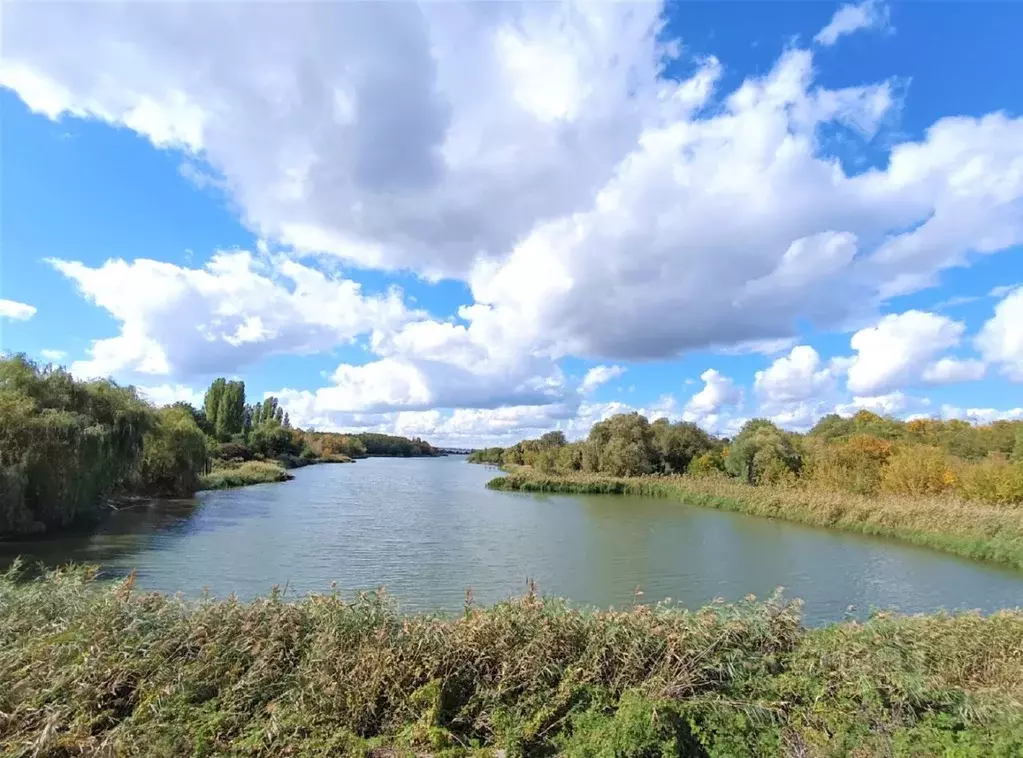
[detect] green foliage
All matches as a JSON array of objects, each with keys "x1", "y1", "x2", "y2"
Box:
[
  {"x1": 471, "y1": 411, "x2": 1023, "y2": 505},
  {"x1": 0, "y1": 355, "x2": 156, "y2": 535},
  {"x1": 203, "y1": 378, "x2": 226, "y2": 434},
  {"x1": 3, "y1": 568, "x2": 1022, "y2": 756},
  {"x1": 588, "y1": 413, "x2": 658, "y2": 477},
  {"x1": 539, "y1": 430, "x2": 567, "y2": 448},
  {"x1": 248, "y1": 421, "x2": 294, "y2": 459},
  {"x1": 687, "y1": 449, "x2": 726, "y2": 477},
  {"x1": 467, "y1": 447, "x2": 505, "y2": 465},
  {"x1": 725, "y1": 419, "x2": 801, "y2": 485},
  {"x1": 214, "y1": 442, "x2": 252, "y2": 462},
  {"x1": 352, "y1": 432, "x2": 439, "y2": 457},
  {"x1": 138, "y1": 405, "x2": 210, "y2": 496},
  {"x1": 652, "y1": 419, "x2": 713, "y2": 474},
  {"x1": 199, "y1": 460, "x2": 293, "y2": 490}
]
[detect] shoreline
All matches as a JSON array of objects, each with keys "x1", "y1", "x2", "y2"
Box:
[{"x1": 487, "y1": 469, "x2": 1023, "y2": 571}]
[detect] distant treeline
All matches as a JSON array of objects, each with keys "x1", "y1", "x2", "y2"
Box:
[
  {"x1": 0, "y1": 355, "x2": 438, "y2": 537},
  {"x1": 470, "y1": 411, "x2": 1023, "y2": 505}
]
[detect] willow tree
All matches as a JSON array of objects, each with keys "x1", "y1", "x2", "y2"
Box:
[{"x1": 0, "y1": 356, "x2": 152, "y2": 535}]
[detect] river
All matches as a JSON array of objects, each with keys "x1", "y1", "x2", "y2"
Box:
[{"x1": 3, "y1": 456, "x2": 1021, "y2": 624}]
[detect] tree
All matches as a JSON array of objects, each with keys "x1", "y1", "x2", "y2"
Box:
[
  {"x1": 587, "y1": 413, "x2": 658, "y2": 475},
  {"x1": 262, "y1": 397, "x2": 279, "y2": 426},
  {"x1": 539, "y1": 430, "x2": 567, "y2": 448},
  {"x1": 725, "y1": 419, "x2": 801, "y2": 485},
  {"x1": 203, "y1": 378, "x2": 227, "y2": 432},
  {"x1": 1014, "y1": 426, "x2": 1023, "y2": 462},
  {"x1": 652, "y1": 419, "x2": 713, "y2": 473},
  {"x1": 139, "y1": 405, "x2": 210, "y2": 495},
  {"x1": 283, "y1": 411, "x2": 291, "y2": 429},
  {"x1": 214, "y1": 381, "x2": 245, "y2": 440}
]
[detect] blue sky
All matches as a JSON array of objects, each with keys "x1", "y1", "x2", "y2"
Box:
[{"x1": 1, "y1": 0, "x2": 1021, "y2": 446}]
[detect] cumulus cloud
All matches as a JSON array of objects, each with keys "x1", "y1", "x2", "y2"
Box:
[
  {"x1": 39, "y1": 349, "x2": 66, "y2": 362},
  {"x1": 4, "y1": 1, "x2": 1022, "y2": 443},
  {"x1": 845, "y1": 311, "x2": 983, "y2": 395},
  {"x1": 3, "y1": 3, "x2": 1021, "y2": 370},
  {"x1": 815, "y1": 1, "x2": 890, "y2": 47},
  {"x1": 137, "y1": 384, "x2": 205, "y2": 408},
  {"x1": 580, "y1": 365, "x2": 626, "y2": 394},
  {"x1": 50, "y1": 251, "x2": 413, "y2": 380},
  {"x1": 753, "y1": 345, "x2": 845, "y2": 429},
  {"x1": 976, "y1": 286, "x2": 1023, "y2": 380},
  {"x1": 940, "y1": 404, "x2": 1023, "y2": 424},
  {"x1": 680, "y1": 369, "x2": 745, "y2": 435},
  {"x1": 835, "y1": 391, "x2": 915, "y2": 418},
  {"x1": 921, "y1": 357, "x2": 986, "y2": 384},
  {"x1": 0, "y1": 299, "x2": 36, "y2": 321}
]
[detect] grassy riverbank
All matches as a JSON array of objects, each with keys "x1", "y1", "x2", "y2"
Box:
[
  {"x1": 198, "y1": 460, "x2": 294, "y2": 490},
  {"x1": 489, "y1": 470, "x2": 1023, "y2": 570},
  {"x1": 2, "y1": 568, "x2": 1022, "y2": 757}
]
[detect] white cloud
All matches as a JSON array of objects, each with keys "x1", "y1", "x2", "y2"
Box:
[
  {"x1": 580, "y1": 365, "x2": 625, "y2": 393},
  {"x1": 835, "y1": 391, "x2": 912, "y2": 417},
  {"x1": 2, "y1": 4, "x2": 1020, "y2": 372},
  {"x1": 50, "y1": 251, "x2": 413, "y2": 380},
  {"x1": 680, "y1": 369, "x2": 745, "y2": 435},
  {"x1": 940, "y1": 404, "x2": 1023, "y2": 424},
  {"x1": 0, "y1": 299, "x2": 36, "y2": 321},
  {"x1": 815, "y1": 1, "x2": 890, "y2": 47},
  {"x1": 989, "y1": 284, "x2": 1019, "y2": 298},
  {"x1": 753, "y1": 345, "x2": 844, "y2": 429},
  {"x1": 39, "y1": 349, "x2": 66, "y2": 362},
  {"x1": 976, "y1": 286, "x2": 1023, "y2": 381},
  {"x1": 921, "y1": 357, "x2": 986, "y2": 384},
  {"x1": 137, "y1": 384, "x2": 205, "y2": 409},
  {"x1": 845, "y1": 310, "x2": 980, "y2": 395}
]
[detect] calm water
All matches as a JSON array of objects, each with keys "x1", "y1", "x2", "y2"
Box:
[{"x1": 3, "y1": 457, "x2": 1022, "y2": 624}]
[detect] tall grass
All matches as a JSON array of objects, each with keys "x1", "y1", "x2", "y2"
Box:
[
  {"x1": 1, "y1": 567, "x2": 1021, "y2": 756},
  {"x1": 197, "y1": 460, "x2": 293, "y2": 490},
  {"x1": 489, "y1": 470, "x2": 1023, "y2": 570}
]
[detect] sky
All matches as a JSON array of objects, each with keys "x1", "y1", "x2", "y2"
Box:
[{"x1": 1, "y1": 0, "x2": 1021, "y2": 448}]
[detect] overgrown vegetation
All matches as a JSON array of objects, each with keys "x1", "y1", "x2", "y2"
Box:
[
  {"x1": 198, "y1": 460, "x2": 294, "y2": 490},
  {"x1": 0, "y1": 355, "x2": 442, "y2": 537},
  {"x1": 0, "y1": 357, "x2": 209, "y2": 536},
  {"x1": 1, "y1": 567, "x2": 1021, "y2": 756},
  {"x1": 470, "y1": 411, "x2": 1023, "y2": 505}
]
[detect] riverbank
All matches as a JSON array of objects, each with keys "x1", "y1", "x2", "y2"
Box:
[
  {"x1": 488, "y1": 470, "x2": 1023, "y2": 570},
  {"x1": 3, "y1": 570, "x2": 1022, "y2": 756}
]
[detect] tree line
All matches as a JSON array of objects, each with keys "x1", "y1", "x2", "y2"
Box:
[
  {"x1": 470, "y1": 410, "x2": 1023, "y2": 504},
  {"x1": 0, "y1": 355, "x2": 439, "y2": 537}
]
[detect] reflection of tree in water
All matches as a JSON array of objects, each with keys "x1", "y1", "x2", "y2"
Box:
[{"x1": 0, "y1": 498, "x2": 203, "y2": 581}]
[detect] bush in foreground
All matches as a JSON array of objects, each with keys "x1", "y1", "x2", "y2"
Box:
[
  {"x1": 1, "y1": 568, "x2": 1022, "y2": 756},
  {"x1": 198, "y1": 460, "x2": 293, "y2": 490}
]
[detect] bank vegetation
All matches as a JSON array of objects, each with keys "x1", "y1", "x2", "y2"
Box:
[
  {"x1": 1, "y1": 567, "x2": 1021, "y2": 757},
  {"x1": 473, "y1": 412, "x2": 1023, "y2": 568},
  {"x1": 0, "y1": 355, "x2": 438, "y2": 537}
]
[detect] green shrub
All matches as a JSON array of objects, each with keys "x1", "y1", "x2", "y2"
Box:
[{"x1": 198, "y1": 460, "x2": 293, "y2": 490}]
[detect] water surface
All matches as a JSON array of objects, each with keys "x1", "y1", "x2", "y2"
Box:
[{"x1": 3, "y1": 457, "x2": 1022, "y2": 624}]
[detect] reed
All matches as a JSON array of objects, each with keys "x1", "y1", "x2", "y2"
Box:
[
  {"x1": 489, "y1": 470, "x2": 1023, "y2": 570},
  {"x1": 198, "y1": 459, "x2": 294, "y2": 490},
  {"x1": 1, "y1": 567, "x2": 1021, "y2": 756}
]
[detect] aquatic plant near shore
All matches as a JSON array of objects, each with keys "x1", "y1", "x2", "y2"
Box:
[
  {"x1": 198, "y1": 459, "x2": 293, "y2": 490},
  {"x1": 488, "y1": 470, "x2": 1023, "y2": 570},
  {"x1": 1, "y1": 567, "x2": 1022, "y2": 756}
]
